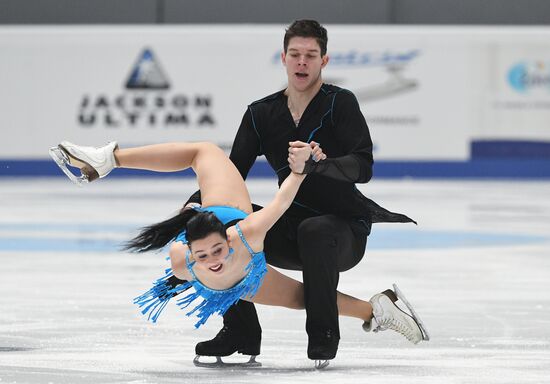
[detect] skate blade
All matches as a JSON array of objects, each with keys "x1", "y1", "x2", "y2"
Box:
[
  {"x1": 392, "y1": 283, "x2": 430, "y2": 341},
  {"x1": 193, "y1": 355, "x2": 261, "y2": 368},
  {"x1": 314, "y1": 360, "x2": 330, "y2": 370},
  {"x1": 49, "y1": 146, "x2": 89, "y2": 187}
]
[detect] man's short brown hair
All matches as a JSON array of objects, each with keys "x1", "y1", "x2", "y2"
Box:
[{"x1": 284, "y1": 20, "x2": 328, "y2": 56}]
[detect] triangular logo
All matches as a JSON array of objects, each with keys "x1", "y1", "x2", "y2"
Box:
[{"x1": 125, "y1": 48, "x2": 170, "y2": 90}]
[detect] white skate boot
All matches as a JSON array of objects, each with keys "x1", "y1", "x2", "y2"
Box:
[
  {"x1": 49, "y1": 141, "x2": 118, "y2": 186},
  {"x1": 367, "y1": 284, "x2": 430, "y2": 344}
]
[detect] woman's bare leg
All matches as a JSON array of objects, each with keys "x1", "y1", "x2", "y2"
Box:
[
  {"x1": 337, "y1": 291, "x2": 373, "y2": 321},
  {"x1": 114, "y1": 142, "x2": 252, "y2": 211},
  {"x1": 252, "y1": 266, "x2": 373, "y2": 322},
  {"x1": 115, "y1": 142, "x2": 204, "y2": 172}
]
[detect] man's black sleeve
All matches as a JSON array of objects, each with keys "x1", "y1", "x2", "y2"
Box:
[
  {"x1": 229, "y1": 106, "x2": 262, "y2": 180},
  {"x1": 183, "y1": 107, "x2": 261, "y2": 206},
  {"x1": 303, "y1": 90, "x2": 373, "y2": 184}
]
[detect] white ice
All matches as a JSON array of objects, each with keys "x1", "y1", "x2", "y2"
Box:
[{"x1": 1, "y1": 178, "x2": 549, "y2": 384}]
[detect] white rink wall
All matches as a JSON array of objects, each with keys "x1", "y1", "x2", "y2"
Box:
[{"x1": 1, "y1": 25, "x2": 550, "y2": 178}]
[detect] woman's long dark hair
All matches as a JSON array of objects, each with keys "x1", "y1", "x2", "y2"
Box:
[{"x1": 123, "y1": 208, "x2": 226, "y2": 253}]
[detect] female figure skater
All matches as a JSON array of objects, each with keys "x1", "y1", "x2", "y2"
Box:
[{"x1": 50, "y1": 140, "x2": 426, "y2": 367}]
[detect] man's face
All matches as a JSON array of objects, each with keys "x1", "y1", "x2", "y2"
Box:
[{"x1": 282, "y1": 37, "x2": 328, "y2": 92}]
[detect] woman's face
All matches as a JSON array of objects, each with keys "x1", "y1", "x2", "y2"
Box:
[
  {"x1": 190, "y1": 232, "x2": 230, "y2": 273},
  {"x1": 190, "y1": 232, "x2": 245, "y2": 290}
]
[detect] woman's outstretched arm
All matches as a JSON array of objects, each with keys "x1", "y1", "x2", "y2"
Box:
[{"x1": 239, "y1": 171, "x2": 306, "y2": 249}]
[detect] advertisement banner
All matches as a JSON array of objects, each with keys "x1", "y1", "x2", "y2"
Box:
[
  {"x1": 482, "y1": 43, "x2": 550, "y2": 140},
  {"x1": 1, "y1": 26, "x2": 549, "y2": 177}
]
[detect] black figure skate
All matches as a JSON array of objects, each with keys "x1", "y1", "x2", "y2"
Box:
[{"x1": 193, "y1": 325, "x2": 261, "y2": 368}]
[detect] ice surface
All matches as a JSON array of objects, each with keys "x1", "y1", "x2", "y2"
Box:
[{"x1": 1, "y1": 178, "x2": 549, "y2": 383}]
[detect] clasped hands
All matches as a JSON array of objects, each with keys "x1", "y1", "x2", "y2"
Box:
[{"x1": 288, "y1": 141, "x2": 326, "y2": 174}]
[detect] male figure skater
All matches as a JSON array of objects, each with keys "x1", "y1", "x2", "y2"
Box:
[{"x1": 182, "y1": 20, "x2": 427, "y2": 367}]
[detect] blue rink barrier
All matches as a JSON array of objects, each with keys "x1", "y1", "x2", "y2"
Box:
[
  {"x1": 2, "y1": 158, "x2": 550, "y2": 179},
  {"x1": 0, "y1": 224, "x2": 547, "y2": 252},
  {"x1": 372, "y1": 159, "x2": 550, "y2": 179}
]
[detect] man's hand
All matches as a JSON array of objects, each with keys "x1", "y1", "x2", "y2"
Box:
[
  {"x1": 309, "y1": 141, "x2": 327, "y2": 162},
  {"x1": 288, "y1": 141, "x2": 326, "y2": 174}
]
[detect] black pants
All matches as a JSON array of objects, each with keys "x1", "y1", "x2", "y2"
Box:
[{"x1": 237, "y1": 210, "x2": 370, "y2": 341}]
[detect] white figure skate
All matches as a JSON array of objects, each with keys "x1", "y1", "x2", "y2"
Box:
[
  {"x1": 367, "y1": 284, "x2": 430, "y2": 343},
  {"x1": 49, "y1": 141, "x2": 118, "y2": 186}
]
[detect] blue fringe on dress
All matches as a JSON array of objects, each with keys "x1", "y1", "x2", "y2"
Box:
[{"x1": 134, "y1": 250, "x2": 267, "y2": 328}]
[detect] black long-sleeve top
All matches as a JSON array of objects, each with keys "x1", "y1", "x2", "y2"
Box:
[{"x1": 187, "y1": 84, "x2": 414, "y2": 224}]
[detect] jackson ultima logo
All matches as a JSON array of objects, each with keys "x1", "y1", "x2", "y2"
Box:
[
  {"x1": 78, "y1": 48, "x2": 215, "y2": 129},
  {"x1": 125, "y1": 48, "x2": 170, "y2": 90}
]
